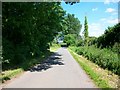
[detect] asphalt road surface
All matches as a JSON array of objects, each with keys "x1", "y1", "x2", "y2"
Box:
[{"x1": 3, "y1": 47, "x2": 97, "y2": 88}]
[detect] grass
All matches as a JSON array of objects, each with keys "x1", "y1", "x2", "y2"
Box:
[
  {"x1": 1, "y1": 68, "x2": 23, "y2": 83},
  {"x1": 1, "y1": 44, "x2": 60, "y2": 83},
  {"x1": 50, "y1": 44, "x2": 60, "y2": 52},
  {"x1": 68, "y1": 48, "x2": 119, "y2": 88}
]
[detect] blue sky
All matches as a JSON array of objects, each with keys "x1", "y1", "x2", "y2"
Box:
[{"x1": 61, "y1": 1, "x2": 118, "y2": 37}]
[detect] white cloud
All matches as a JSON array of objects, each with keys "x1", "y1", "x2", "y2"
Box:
[
  {"x1": 88, "y1": 23, "x2": 104, "y2": 37},
  {"x1": 80, "y1": 19, "x2": 118, "y2": 37},
  {"x1": 92, "y1": 8, "x2": 98, "y2": 11},
  {"x1": 107, "y1": 19, "x2": 118, "y2": 24},
  {"x1": 112, "y1": 12, "x2": 117, "y2": 15},
  {"x1": 105, "y1": 8, "x2": 116, "y2": 13},
  {"x1": 104, "y1": 0, "x2": 119, "y2": 4},
  {"x1": 104, "y1": 0, "x2": 110, "y2": 4},
  {"x1": 80, "y1": 23, "x2": 106, "y2": 37},
  {"x1": 100, "y1": 18, "x2": 118, "y2": 25}
]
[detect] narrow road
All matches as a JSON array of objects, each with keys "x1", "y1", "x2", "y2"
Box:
[{"x1": 3, "y1": 47, "x2": 96, "y2": 88}]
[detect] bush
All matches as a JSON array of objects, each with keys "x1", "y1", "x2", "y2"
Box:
[
  {"x1": 75, "y1": 39, "x2": 84, "y2": 46},
  {"x1": 64, "y1": 34, "x2": 76, "y2": 46},
  {"x1": 97, "y1": 23, "x2": 120, "y2": 49},
  {"x1": 70, "y1": 46, "x2": 120, "y2": 75}
]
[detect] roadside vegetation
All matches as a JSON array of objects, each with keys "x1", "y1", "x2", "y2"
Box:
[
  {"x1": 63, "y1": 16, "x2": 120, "y2": 75},
  {"x1": 1, "y1": 2, "x2": 119, "y2": 88},
  {"x1": 50, "y1": 44, "x2": 60, "y2": 52},
  {"x1": 1, "y1": 44, "x2": 60, "y2": 83},
  {"x1": 2, "y1": 2, "x2": 80, "y2": 72},
  {"x1": 70, "y1": 45, "x2": 119, "y2": 75},
  {"x1": 65, "y1": 17, "x2": 120, "y2": 88},
  {"x1": 68, "y1": 48, "x2": 119, "y2": 88},
  {"x1": 2, "y1": 2, "x2": 65, "y2": 70},
  {"x1": 1, "y1": 2, "x2": 66, "y2": 83}
]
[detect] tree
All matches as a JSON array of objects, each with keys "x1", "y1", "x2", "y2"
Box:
[
  {"x1": 88, "y1": 36, "x2": 97, "y2": 46},
  {"x1": 83, "y1": 16, "x2": 88, "y2": 45},
  {"x1": 65, "y1": 1, "x2": 80, "y2": 5},
  {"x1": 97, "y1": 23, "x2": 120, "y2": 48},
  {"x1": 64, "y1": 34, "x2": 76, "y2": 46},
  {"x1": 61, "y1": 13, "x2": 82, "y2": 46},
  {"x1": 2, "y1": 2, "x2": 65, "y2": 69},
  {"x1": 63, "y1": 14, "x2": 82, "y2": 36}
]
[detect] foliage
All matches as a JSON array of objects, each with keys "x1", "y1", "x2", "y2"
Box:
[
  {"x1": 62, "y1": 13, "x2": 82, "y2": 36},
  {"x1": 2, "y1": 2, "x2": 65, "y2": 69},
  {"x1": 83, "y1": 16, "x2": 88, "y2": 45},
  {"x1": 75, "y1": 39, "x2": 84, "y2": 46},
  {"x1": 1, "y1": 68, "x2": 23, "y2": 83},
  {"x1": 88, "y1": 36, "x2": 97, "y2": 45},
  {"x1": 61, "y1": 13, "x2": 82, "y2": 46},
  {"x1": 111, "y1": 42, "x2": 120, "y2": 56},
  {"x1": 97, "y1": 23, "x2": 120, "y2": 51},
  {"x1": 50, "y1": 44, "x2": 60, "y2": 52},
  {"x1": 69, "y1": 49, "x2": 111, "y2": 88},
  {"x1": 64, "y1": 34, "x2": 76, "y2": 46},
  {"x1": 70, "y1": 46, "x2": 120, "y2": 75},
  {"x1": 64, "y1": 1, "x2": 80, "y2": 5}
]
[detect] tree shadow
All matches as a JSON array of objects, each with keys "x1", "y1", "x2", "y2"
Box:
[{"x1": 29, "y1": 52, "x2": 64, "y2": 72}]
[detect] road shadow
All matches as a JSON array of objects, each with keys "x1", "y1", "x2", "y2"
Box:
[{"x1": 29, "y1": 52, "x2": 64, "y2": 72}]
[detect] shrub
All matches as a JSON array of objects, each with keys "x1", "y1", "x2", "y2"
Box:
[
  {"x1": 70, "y1": 46, "x2": 120, "y2": 75},
  {"x1": 64, "y1": 34, "x2": 76, "y2": 46},
  {"x1": 76, "y1": 39, "x2": 84, "y2": 46}
]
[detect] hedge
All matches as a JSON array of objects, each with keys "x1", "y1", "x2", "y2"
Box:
[{"x1": 70, "y1": 46, "x2": 120, "y2": 75}]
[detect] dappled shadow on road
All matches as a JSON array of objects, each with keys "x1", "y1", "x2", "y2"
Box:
[{"x1": 29, "y1": 52, "x2": 64, "y2": 72}]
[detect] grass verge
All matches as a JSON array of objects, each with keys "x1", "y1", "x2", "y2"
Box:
[
  {"x1": 50, "y1": 44, "x2": 60, "y2": 52},
  {"x1": 1, "y1": 44, "x2": 60, "y2": 83},
  {"x1": 1, "y1": 68, "x2": 23, "y2": 83},
  {"x1": 68, "y1": 48, "x2": 119, "y2": 88}
]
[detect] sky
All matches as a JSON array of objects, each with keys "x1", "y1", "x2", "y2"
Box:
[{"x1": 61, "y1": 0, "x2": 118, "y2": 37}]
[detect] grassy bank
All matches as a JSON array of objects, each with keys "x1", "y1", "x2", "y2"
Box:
[
  {"x1": 68, "y1": 48, "x2": 119, "y2": 88},
  {"x1": 1, "y1": 44, "x2": 60, "y2": 83}
]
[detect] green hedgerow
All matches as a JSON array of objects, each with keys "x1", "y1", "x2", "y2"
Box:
[{"x1": 70, "y1": 46, "x2": 120, "y2": 75}]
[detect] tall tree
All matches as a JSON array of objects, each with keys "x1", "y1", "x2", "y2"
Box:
[
  {"x1": 97, "y1": 23, "x2": 120, "y2": 51},
  {"x1": 62, "y1": 13, "x2": 82, "y2": 46},
  {"x1": 83, "y1": 16, "x2": 88, "y2": 45},
  {"x1": 63, "y1": 13, "x2": 82, "y2": 36},
  {"x1": 2, "y1": 2, "x2": 65, "y2": 68}
]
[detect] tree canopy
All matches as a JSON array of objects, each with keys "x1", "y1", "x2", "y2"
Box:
[
  {"x1": 62, "y1": 13, "x2": 82, "y2": 46},
  {"x1": 63, "y1": 13, "x2": 82, "y2": 36},
  {"x1": 2, "y1": 2, "x2": 65, "y2": 68},
  {"x1": 97, "y1": 23, "x2": 120, "y2": 49}
]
